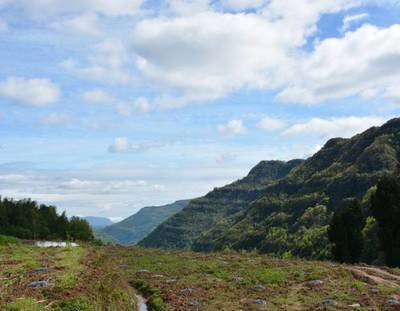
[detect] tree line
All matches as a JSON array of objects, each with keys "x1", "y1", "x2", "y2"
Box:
[
  {"x1": 328, "y1": 176, "x2": 400, "y2": 267},
  {"x1": 0, "y1": 197, "x2": 94, "y2": 241}
]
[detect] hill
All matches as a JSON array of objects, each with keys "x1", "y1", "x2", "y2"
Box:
[
  {"x1": 83, "y1": 216, "x2": 113, "y2": 229},
  {"x1": 100, "y1": 200, "x2": 190, "y2": 244},
  {"x1": 140, "y1": 118, "x2": 400, "y2": 258},
  {"x1": 140, "y1": 159, "x2": 303, "y2": 249}
]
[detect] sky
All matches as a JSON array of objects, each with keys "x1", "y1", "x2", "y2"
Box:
[{"x1": 1, "y1": 0, "x2": 400, "y2": 221}]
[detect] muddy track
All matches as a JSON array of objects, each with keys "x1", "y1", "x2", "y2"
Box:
[{"x1": 349, "y1": 265, "x2": 400, "y2": 289}]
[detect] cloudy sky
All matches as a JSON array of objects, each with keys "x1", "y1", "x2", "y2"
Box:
[{"x1": 1, "y1": 0, "x2": 400, "y2": 220}]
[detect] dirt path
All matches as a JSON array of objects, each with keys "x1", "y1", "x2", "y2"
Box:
[{"x1": 349, "y1": 265, "x2": 400, "y2": 289}]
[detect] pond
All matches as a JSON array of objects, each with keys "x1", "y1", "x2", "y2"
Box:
[{"x1": 35, "y1": 241, "x2": 79, "y2": 248}]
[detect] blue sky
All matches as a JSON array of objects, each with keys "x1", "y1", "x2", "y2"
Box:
[{"x1": 1, "y1": 0, "x2": 400, "y2": 220}]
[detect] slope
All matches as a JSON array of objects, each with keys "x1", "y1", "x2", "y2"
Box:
[{"x1": 101, "y1": 200, "x2": 190, "y2": 244}]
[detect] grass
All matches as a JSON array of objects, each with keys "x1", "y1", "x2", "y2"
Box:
[{"x1": 2, "y1": 242, "x2": 400, "y2": 310}]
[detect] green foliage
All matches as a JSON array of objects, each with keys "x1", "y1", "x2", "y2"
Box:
[
  {"x1": 0, "y1": 197, "x2": 94, "y2": 241},
  {"x1": 54, "y1": 298, "x2": 93, "y2": 311},
  {"x1": 328, "y1": 200, "x2": 366, "y2": 263},
  {"x1": 371, "y1": 176, "x2": 400, "y2": 267},
  {"x1": 5, "y1": 298, "x2": 45, "y2": 311},
  {"x1": 360, "y1": 216, "x2": 380, "y2": 264},
  {"x1": 0, "y1": 235, "x2": 20, "y2": 245}
]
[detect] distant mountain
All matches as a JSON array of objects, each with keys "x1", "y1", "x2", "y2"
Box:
[
  {"x1": 84, "y1": 216, "x2": 113, "y2": 229},
  {"x1": 100, "y1": 200, "x2": 190, "y2": 245},
  {"x1": 140, "y1": 118, "x2": 400, "y2": 259}
]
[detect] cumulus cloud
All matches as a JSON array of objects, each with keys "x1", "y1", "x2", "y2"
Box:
[
  {"x1": 257, "y1": 115, "x2": 286, "y2": 131},
  {"x1": 283, "y1": 116, "x2": 388, "y2": 139},
  {"x1": 53, "y1": 13, "x2": 102, "y2": 36},
  {"x1": 278, "y1": 24, "x2": 400, "y2": 104},
  {"x1": 341, "y1": 13, "x2": 369, "y2": 32},
  {"x1": 217, "y1": 119, "x2": 246, "y2": 137},
  {"x1": 130, "y1": 0, "x2": 374, "y2": 108},
  {"x1": 0, "y1": 77, "x2": 60, "y2": 106}
]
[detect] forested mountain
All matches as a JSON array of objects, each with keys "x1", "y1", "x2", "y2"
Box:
[
  {"x1": 140, "y1": 160, "x2": 303, "y2": 249},
  {"x1": 0, "y1": 198, "x2": 94, "y2": 241},
  {"x1": 100, "y1": 200, "x2": 190, "y2": 244},
  {"x1": 140, "y1": 118, "x2": 400, "y2": 260}
]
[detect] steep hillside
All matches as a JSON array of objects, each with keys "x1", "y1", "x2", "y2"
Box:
[
  {"x1": 101, "y1": 200, "x2": 190, "y2": 244},
  {"x1": 140, "y1": 160, "x2": 303, "y2": 249},
  {"x1": 140, "y1": 118, "x2": 400, "y2": 257}
]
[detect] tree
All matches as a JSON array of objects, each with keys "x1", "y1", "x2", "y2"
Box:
[
  {"x1": 371, "y1": 176, "x2": 400, "y2": 267},
  {"x1": 328, "y1": 200, "x2": 365, "y2": 263}
]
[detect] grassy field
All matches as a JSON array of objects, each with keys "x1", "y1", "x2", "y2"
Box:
[
  {"x1": 1, "y1": 236, "x2": 400, "y2": 310},
  {"x1": 0, "y1": 236, "x2": 136, "y2": 311}
]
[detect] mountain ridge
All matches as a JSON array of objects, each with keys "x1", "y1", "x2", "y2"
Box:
[{"x1": 140, "y1": 118, "x2": 400, "y2": 258}]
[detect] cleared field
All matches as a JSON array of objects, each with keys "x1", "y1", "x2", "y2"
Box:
[
  {"x1": 0, "y1": 236, "x2": 136, "y2": 311},
  {"x1": 1, "y1": 237, "x2": 400, "y2": 310}
]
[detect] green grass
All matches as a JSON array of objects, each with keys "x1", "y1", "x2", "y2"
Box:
[
  {"x1": 5, "y1": 298, "x2": 45, "y2": 311},
  {"x1": 0, "y1": 235, "x2": 20, "y2": 245}
]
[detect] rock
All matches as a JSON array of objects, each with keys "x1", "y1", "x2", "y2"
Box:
[
  {"x1": 119, "y1": 264, "x2": 129, "y2": 269},
  {"x1": 254, "y1": 284, "x2": 266, "y2": 291},
  {"x1": 34, "y1": 267, "x2": 50, "y2": 273},
  {"x1": 232, "y1": 276, "x2": 244, "y2": 284},
  {"x1": 386, "y1": 299, "x2": 400, "y2": 306},
  {"x1": 27, "y1": 280, "x2": 49, "y2": 288},
  {"x1": 181, "y1": 288, "x2": 193, "y2": 294},
  {"x1": 188, "y1": 300, "x2": 201, "y2": 307},
  {"x1": 349, "y1": 303, "x2": 361, "y2": 308},
  {"x1": 369, "y1": 287, "x2": 379, "y2": 293},
  {"x1": 322, "y1": 299, "x2": 337, "y2": 306},
  {"x1": 254, "y1": 299, "x2": 267, "y2": 305},
  {"x1": 307, "y1": 280, "x2": 324, "y2": 287},
  {"x1": 153, "y1": 274, "x2": 164, "y2": 278},
  {"x1": 165, "y1": 279, "x2": 177, "y2": 283},
  {"x1": 137, "y1": 269, "x2": 151, "y2": 274}
]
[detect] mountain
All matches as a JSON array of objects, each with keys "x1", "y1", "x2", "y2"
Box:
[
  {"x1": 83, "y1": 216, "x2": 113, "y2": 229},
  {"x1": 100, "y1": 200, "x2": 190, "y2": 245},
  {"x1": 140, "y1": 159, "x2": 303, "y2": 249},
  {"x1": 140, "y1": 118, "x2": 400, "y2": 258}
]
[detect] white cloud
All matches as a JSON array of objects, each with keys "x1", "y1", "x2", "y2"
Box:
[
  {"x1": 130, "y1": 1, "x2": 371, "y2": 108},
  {"x1": 0, "y1": 77, "x2": 60, "y2": 106},
  {"x1": 218, "y1": 119, "x2": 246, "y2": 137},
  {"x1": 53, "y1": 13, "x2": 102, "y2": 36},
  {"x1": 283, "y1": 116, "x2": 388, "y2": 139},
  {"x1": 62, "y1": 39, "x2": 134, "y2": 85},
  {"x1": 278, "y1": 24, "x2": 400, "y2": 104},
  {"x1": 82, "y1": 89, "x2": 114, "y2": 103},
  {"x1": 257, "y1": 115, "x2": 286, "y2": 131},
  {"x1": 3, "y1": 0, "x2": 144, "y2": 18},
  {"x1": 220, "y1": 0, "x2": 266, "y2": 11},
  {"x1": 341, "y1": 13, "x2": 369, "y2": 32}
]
